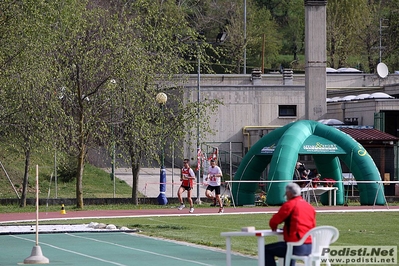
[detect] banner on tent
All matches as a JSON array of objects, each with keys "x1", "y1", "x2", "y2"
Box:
[{"x1": 258, "y1": 135, "x2": 346, "y2": 155}]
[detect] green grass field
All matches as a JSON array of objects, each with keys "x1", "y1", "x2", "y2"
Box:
[
  {"x1": 6, "y1": 210, "x2": 398, "y2": 262},
  {"x1": 90, "y1": 212, "x2": 399, "y2": 253}
]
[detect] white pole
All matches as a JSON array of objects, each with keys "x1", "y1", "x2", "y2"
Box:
[
  {"x1": 35, "y1": 165, "x2": 39, "y2": 245},
  {"x1": 172, "y1": 145, "x2": 175, "y2": 198},
  {"x1": 54, "y1": 150, "x2": 58, "y2": 199},
  {"x1": 113, "y1": 142, "x2": 116, "y2": 198},
  {"x1": 24, "y1": 165, "x2": 49, "y2": 264},
  {"x1": 196, "y1": 53, "x2": 202, "y2": 204},
  {"x1": 229, "y1": 142, "x2": 232, "y2": 183}
]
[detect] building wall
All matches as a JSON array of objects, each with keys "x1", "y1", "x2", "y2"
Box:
[
  {"x1": 181, "y1": 73, "x2": 399, "y2": 88},
  {"x1": 181, "y1": 74, "x2": 399, "y2": 160},
  {"x1": 326, "y1": 99, "x2": 399, "y2": 127},
  {"x1": 183, "y1": 84, "x2": 306, "y2": 157}
]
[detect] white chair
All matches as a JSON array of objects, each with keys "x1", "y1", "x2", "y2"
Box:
[{"x1": 285, "y1": 226, "x2": 339, "y2": 266}]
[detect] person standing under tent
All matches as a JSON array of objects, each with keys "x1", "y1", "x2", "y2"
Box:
[
  {"x1": 293, "y1": 162, "x2": 302, "y2": 180},
  {"x1": 177, "y1": 159, "x2": 196, "y2": 213},
  {"x1": 294, "y1": 162, "x2": 310, "y2": 187},
  {"x1": 205, "y1": 159, "x2": 224, "y2": 213}
]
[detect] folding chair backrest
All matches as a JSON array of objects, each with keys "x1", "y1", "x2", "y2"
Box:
[
  {"x1": 285, "y1": 225, "x2": 340, "y2": 266},
  {"x1": 310, "y1": 226, "x2": 340, "y2": 255}
]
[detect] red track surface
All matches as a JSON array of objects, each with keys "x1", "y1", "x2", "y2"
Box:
[{"x1": 1, "y1": 205, "x2": 398, "y2": 223}]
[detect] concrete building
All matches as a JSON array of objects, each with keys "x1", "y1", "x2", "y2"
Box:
[
  {"x1": 182, "y1": 72, "x2": 399, "y2": 151},
  {"x1": 181, "y1": 72, "x2": 399, "y2": 195}
]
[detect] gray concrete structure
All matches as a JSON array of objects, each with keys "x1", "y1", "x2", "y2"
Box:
[
  {"x1": 105, "y1": 167, "x2": 209, "y2": 199},
  {"x1": 178, "y1": 72, "x2": 399, "y2": 194},
  {"x1": 304, "y1": 0, "x2": 327, "y2": 120},
  {"x1": 181, "y1": 73, "x2": 399, "y2": 161}
]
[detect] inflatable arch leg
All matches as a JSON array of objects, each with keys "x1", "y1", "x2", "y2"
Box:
[{"x1": 338, "y1": 147, "x2": 386, "y2": 205}]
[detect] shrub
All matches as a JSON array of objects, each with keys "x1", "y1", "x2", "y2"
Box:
[{"x1": 57, "y1": 155, "x2": 78, "y2": 182}]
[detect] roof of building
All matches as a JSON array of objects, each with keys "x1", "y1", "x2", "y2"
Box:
[{"x1": 338, "y1": 128, "x2": 399, "y2": 142}]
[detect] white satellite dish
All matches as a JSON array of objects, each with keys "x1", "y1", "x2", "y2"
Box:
[{"x1": 377, "y1": 62, "x2": 389, "y2": 78}]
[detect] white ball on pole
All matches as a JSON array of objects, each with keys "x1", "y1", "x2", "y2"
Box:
[{"x1": 156, "y1": 92, "x2": 167, "y2": 105}]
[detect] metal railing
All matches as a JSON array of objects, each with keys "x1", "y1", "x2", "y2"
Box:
[{"x1": 202, "y1": 142, "x2": 243, "y2": 181}]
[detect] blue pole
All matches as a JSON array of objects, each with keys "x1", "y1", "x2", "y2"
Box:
[
  {"x1": 157, "y1": 166, "x2": 167, "y2": 205},
  {"x1": 157, "y1": 102, "x2": 168, "y2": 205}
]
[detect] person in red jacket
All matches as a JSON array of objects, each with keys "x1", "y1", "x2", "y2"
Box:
[
  {"x1": 177, "y1": 159, "x2": 196, "y2": 213},
  {"x1": 264, "y1": 182, "x2": 316, "y2": 266}
]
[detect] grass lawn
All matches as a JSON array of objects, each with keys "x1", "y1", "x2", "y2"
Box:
[
  {"x1": 108, "y1": 212, "x2": 399, "y2": 252},
  {"x1": 6, "y1": 209, "x2": 397, "y2": 262}
]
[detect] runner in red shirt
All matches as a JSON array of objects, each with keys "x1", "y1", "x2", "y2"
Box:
[
  {"x1": 265, "y1": 182, "x2": 316, "y2": 266},
  {"x1": 177, "y1": 159, "x2": 196, "y2": 213}
]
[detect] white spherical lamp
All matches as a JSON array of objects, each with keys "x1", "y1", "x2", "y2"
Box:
[{"x1": 156, "y1": 92, "x2": 167, "y2": 105}]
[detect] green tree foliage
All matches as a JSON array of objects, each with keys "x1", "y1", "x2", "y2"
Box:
[
  {"x1": 111, "y1": 0, "x2": 221, "y2": 204},
  {"x1": 0, "y1": 1, "x2": 66, "y2": 206},
  {"x1": 0, "y1": 0, "x2": 221, "y2": 208},
  {"x1": 383, "y1": 1, "x2": 399, "y2": 71},
  {"x1": 176, "y1": 0, "x2": 243, "y2": 73},
  {"x1": 30, "y1": 0, "x2": 219, "y2": 208},
  {"x1": 246, "y1": 2, "x2": 281, "y2": 71},
  {"x1": 327, "y1": 0, "x2": 369, "y2": 69},
  {"x1": 216, "y1": 1, "x2": 246, "y2": 73},
  {"x1": 352, "y1": 1, "x2": 381, "y2": 73},
  {"x1": 255, "y1": 0, "x2": 304, "y2": 65},
  {"x1": 175, "y1": 0, "x2": 282, "y2": 73},
  {"x1": 3, "y1": 0, "x2": 399, "y2": 208},
  {"x1": 50, "y1": 1, "x2": 111, "y2": 208},
  {"x1": 94, "y1": 1, "x2": 399, "y2": 76}
]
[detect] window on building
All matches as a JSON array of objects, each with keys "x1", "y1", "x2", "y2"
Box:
[{"x1": 279, "y1": 105, "x2": 297, "y2": 117}]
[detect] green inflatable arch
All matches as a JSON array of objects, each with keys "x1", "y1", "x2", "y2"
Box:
[{"x1": 232, "y1": 120, "x2": 386, "y2": 206}]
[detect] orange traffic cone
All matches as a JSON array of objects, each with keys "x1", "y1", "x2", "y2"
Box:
[{"x1": 60, "y1": 204, "x2": 66, "y2": 215}]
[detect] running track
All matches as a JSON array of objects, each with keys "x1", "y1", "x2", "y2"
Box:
[{"x1": 1, "y1": 205, "x2": 398, "y2": 223}]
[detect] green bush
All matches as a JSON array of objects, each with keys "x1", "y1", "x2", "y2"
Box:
[{"x1": 57, "y1": 155, "x2": 78, "y2": 182}]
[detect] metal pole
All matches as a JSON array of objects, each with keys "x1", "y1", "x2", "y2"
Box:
[
  {"x1": 229, "y1": 142, "x2": 232, "y2": 183},
  {"x1": 54, "y1": 150, "x2": 57, "y2": 199},
  {"x1": 112, "y1": 142, "x2": 115, "y2": 198},
  {"x1": 161, "y1": 104, "x2": 165, "y2": 167},
  {"x1": 111, "y1": 99, "x2": 115, "y2": 198},
  {"x1": 110, "y1": 79, "x2": 116, "y2": 197},
  {"x1": 0, "y1": 161, "x2": 20, "y2": 199},
  {"x1": 243, "y1": 0, "x2": 247, "y2": 74},
  {"x1": 196, "y1": 53, "x2": 202, "y2": 204},
  {"x1": 379, "y1": 18, "x2": 382, "y2": 63},
  {"x1": 156, "y1": 94, "x2": 168, "y2": 205},
  {"x1": 35, "y1": 165, "x2": 39, "y2": 245},
  {"x1": 172, "y1": 145, "x2": 174, "y2": 198}
]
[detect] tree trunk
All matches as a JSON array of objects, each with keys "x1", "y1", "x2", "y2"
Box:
[
  {"x1": 131, "y1": 158, "x2": 140, "y2": 205},
  {"x1": 76, "y1": 145, "x2": 85, "y2": 209},
  {"x1": 329, "y1": 37, "x2": 336, "y2": 68},
  {"x1": 367, "y1": 53, "x2": 374, "y2": 73},
  {"x1": 20, "y1": 147, "x2": 31, "y2": 207},
  {"x1": 76, "y1": 110, "x2": 86, "y2": 209}
]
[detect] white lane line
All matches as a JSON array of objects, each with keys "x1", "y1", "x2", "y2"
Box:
[
  {"x1": 2, "y1": 208, "x2": 398, "y2": 224},
  {"x1": 65, "y1": 233, "x2": 215, "y2": 266},
  {"x1": 10, "y1": 234, "x2": 127, "y2": 266}
]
